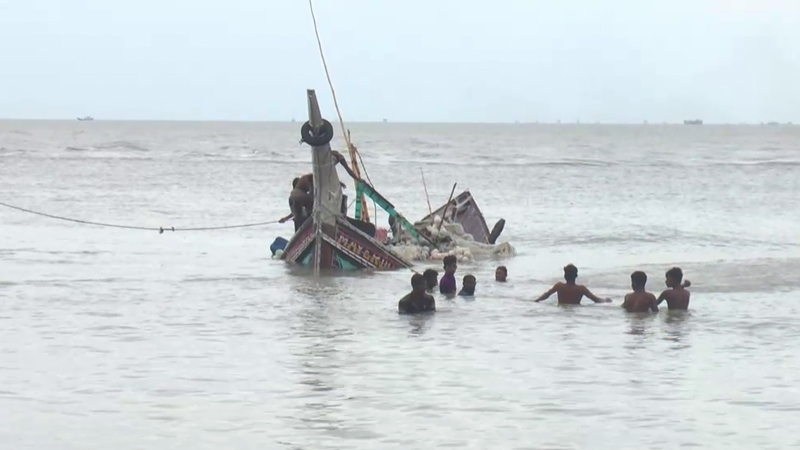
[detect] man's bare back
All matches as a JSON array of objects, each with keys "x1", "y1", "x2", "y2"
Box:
[
  {"x1": 534, "y1": 282, "x2": 610, "y2": 305},
  {"x1": 622, "y1": 291, "x2": 658, "y2": 313},
  {"x1": 657, "y1": 287, "x2": 690, "y2": 310},
  {"x1": 398, "y1": 292, "x2": 436, "y2": 314},
  {"x1": 657, "y1": 267, "x2": 691, "y2": 310}
]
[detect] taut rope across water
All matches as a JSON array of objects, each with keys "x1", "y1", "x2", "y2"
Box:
[{"x1": 0, "y1": 201, "x2": 279, "y2": 233}]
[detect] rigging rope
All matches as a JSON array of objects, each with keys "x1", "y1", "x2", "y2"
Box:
[
  {"x1": 307, "y1": 0, "x2": 353, "y2": 152},
  {"x1": 307, "y1": 0, "x2": 379, "y2": 223},
  {"x1": 0, "y1": 201, "x2": 279, "y2": 233}
]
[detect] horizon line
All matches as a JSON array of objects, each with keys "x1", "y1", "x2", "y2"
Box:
[{"x1": 0, "y1": 118, "x2": 796, "y2": 126}]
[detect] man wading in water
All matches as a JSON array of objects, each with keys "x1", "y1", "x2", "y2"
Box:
[
  {"x1": 398, "y1": 273, "x2": 436, "y2": 314},
  {"x1": 534, "y1": 264, "x2": 612, "y2": 305},
  {"x1": 656, "y1": 267, "x2": 691, "y2": 310},
  {"x1": 621, "y1": 271, "x2": 658, "y2": 313}
]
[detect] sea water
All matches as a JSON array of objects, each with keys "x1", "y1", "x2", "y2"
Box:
[{"x1": 2, "y1": 120, "x2": 800, "y2": 449}]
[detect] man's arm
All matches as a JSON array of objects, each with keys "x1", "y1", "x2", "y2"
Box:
[
  {"x1": 279, "y1": 213, "x2": 293, "y2": 223},
  {"x1": 649, "y1": 294, "x2": 659, "y2": 312},
  {"x1": 621, "y1": 294, "x2": 630, "y2": 308},
  {"x1": 534, "y1": 283, "x2": 560, "y2": 302},
  {"x1": 582, "y1": 286, "x2": 611, "y2": 303},
  {"x1": 655, "y1": 290, "x2": 668, "y2": 306}
]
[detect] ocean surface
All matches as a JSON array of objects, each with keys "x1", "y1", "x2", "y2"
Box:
[{"x1": 2, "y1": 120, "x2": 800, "y2": 449}]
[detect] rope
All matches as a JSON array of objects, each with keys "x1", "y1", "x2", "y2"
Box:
[
  {"x1": 0, "y1": 201, "x2": 279, "y2": 233},
  {"x1": 308, "y1": 0, "x2": 352, "y2": 152},
  {"x1": 308, "y1": 0, "x2": 379, "y2": 223}
]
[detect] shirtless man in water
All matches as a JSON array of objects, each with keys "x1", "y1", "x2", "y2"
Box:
[
  {"x1": 621, "y1": 271, "x2": 658, "y2": 313},
  {"x1": 398, "y1": 273, "x2": 436, "y2": 314},
  {"x1": 656, "y1": 267, "x2": 691, "y2": 310},
  {"x1": 534, "y1": 264, "x2": 612, "y2": 304}
]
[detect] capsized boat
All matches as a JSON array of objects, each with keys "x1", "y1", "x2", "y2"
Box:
[
  {"x1": 415, "y1": 191, "x2": 505, "y2": 245},
  {"x1": 280, "y1": 90, "x2": 413, "y2": 273}
]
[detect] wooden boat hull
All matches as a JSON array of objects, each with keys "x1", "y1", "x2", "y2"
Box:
[{"x1": 281, "y1": 215, "x2": 410, "y2": 270}]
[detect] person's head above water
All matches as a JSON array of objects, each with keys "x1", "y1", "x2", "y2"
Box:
[
  {"x1": 443, "y1": 255, "x2": 458, "y2": 275},
  {"x1": 665, "y1": 267, "x2": 683, "y2": 288},
  {"x1": 563, "y1": 264, "x2": 578, "y2": 283},
  {"x1": 631, "y1": 271, "x2": 647, "y2": 291},
  {"x1": 495, "y1": 266, "x2": 507, "y2": 282},
  {"x1": 463, "y1": 274, "x2": 476, "y2": 289},
  {"x1": 459, "y1": 274, "x2": 477, "y2": 296},
  {"x1": 423, "y1": 269, "x2": 438, "y2": 289},
  {"x1": 411, "y1": 273, "x2": 426, "y2": 293}
]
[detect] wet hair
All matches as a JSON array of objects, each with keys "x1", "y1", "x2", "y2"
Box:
[
  {"x1": 411, "y1": 273, "x2": 425, "y2": 289},
  {"x1": 463, "y1": 274, "x2": 476, "y2": 285},
  {"x1": 423, "y1": 268, "x2": 438, "y2": 284},
  {"x1": 631, "y1": 271, "x2": 647, "y2": 288},
  {"x1": 496, "y1": 266, "x2": 507, "y2": 275},
  {"x1": 666, "y1": 267, "x2": 683, "y2": 282},
  {"x1": 443, "y1": 255, "x2": 457, "y2": 267},
  {"x1": 292, "y1": 177, "x2": 300, "y2": 188},
  {"x1": 563, "y1": 264, "x2": 578, "y2": 281}
]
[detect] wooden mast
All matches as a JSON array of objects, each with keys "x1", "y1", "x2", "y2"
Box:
[
  {"x1": 346, "y1": 130, "x2": 370, "y2": 224},
  {"x1": 306, "y1": 89, "x2": 343, "y2": 276}
]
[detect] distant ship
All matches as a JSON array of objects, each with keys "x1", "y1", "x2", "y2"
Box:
[
  {"x1": 683, "y1": 119, "x2": 702, "y2": 125},
  {"x1": 77, "y1": 116, "x2": 94, "y2": 121}
]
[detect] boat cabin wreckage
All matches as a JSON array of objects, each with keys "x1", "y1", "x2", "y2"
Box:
[{"x1": 279, "y1": 89, "x2": 505, "y2": 274}]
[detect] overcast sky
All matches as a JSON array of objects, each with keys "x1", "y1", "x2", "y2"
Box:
[{"x1": 1, "y1": 0, "x2": 798, "y2": 123}]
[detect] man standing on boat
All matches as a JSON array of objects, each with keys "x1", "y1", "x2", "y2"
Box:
[
  {"x1": 279, "y1": 151, "x2": 349, "y2": 232},
  {"x1": 279, "y1": 177, "x2": 314, "y2": 232}
]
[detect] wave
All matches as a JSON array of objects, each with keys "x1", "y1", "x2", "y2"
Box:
[
  {"x1": 0, "y1": 147, "x2": 26, "y2": 156},
  {"x1": 538, "y1": 228, "x2": 792, "y2": 248},
  {"x1": 92, "y1": 141, "x2": 150, "y2": 152},
  {"x1": 378, "y1": 157, "x2": 615, "y2": 168},
  {"x1": 714, "y1": 160, "x2": 800, "y2": 167}
]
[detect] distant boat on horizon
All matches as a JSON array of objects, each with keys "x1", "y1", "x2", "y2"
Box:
[
  {"x1": 77, "y1": 116, "x2": 94, "y2": 121},
  {"x1": 684, "y1": 119, "x2": 703, "y2": 125}
]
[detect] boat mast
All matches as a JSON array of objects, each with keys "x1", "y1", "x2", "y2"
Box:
[
  {"x1": 308, "y1": 0, "x2": 371, "y2": 225},
  {"x1": 346, "y1": 130, "x2": 370, "y2": 223}
]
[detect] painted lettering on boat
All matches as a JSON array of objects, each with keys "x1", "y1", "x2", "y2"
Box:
[{"x1": 336, "y1": 232, "x2": 394, "y2": 269}]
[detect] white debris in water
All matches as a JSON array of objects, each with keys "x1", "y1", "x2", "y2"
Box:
[
  {"x1": 388, "y1": 216, "x2": 516, "y2": 262},
  {"x1": 390, "y1": 244, "x2": 431, "y2": 262}
]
